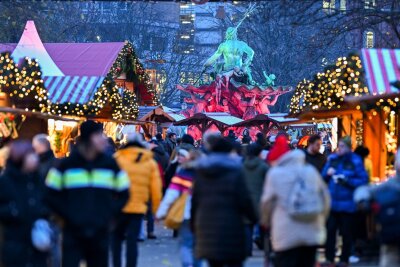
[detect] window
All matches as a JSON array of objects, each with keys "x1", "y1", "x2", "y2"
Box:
[
  {"x1": 340, "y1": 0, "x2": 346, "y2": 11},
  {"x1": 364, "y1": 31, "x2": 374, "y2": 48},
  {"x1": 364, "y1": 0, "x2": 376, "y2": 9},
  {"x1": 323, "y1": 0, "x2": 335, "y2": 12}
]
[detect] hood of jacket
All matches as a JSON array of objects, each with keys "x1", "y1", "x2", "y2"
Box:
[
  {"x1": 114, "y1": 146, "x2": 153, "y2": 163},
  {"x1": 244, "y1": 157, "x2": 264, "y2": 170},
  {"x1": 195, "y1": 153, "x2": 242, "y2": 178},
  {"x1": 275, "y1": 149, "x2": 305, "y2": 167}
]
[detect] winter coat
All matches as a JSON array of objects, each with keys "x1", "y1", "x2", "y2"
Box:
[
  {"x1": 304, "y1": 150, "x2": 327, "y2": 173},
  {"x1": 322, "y1": 152, "x2": 368, "y2": 213},
  {"x1": 37, "y1": 150, "x2": 56, "y2": 181},
  {"x1": 191, "y1": 154, "x2": 257, "y2": 262},
  {"x1": 114, "y1": 145, "x2": 162, "y2": 215},
  {"x1": 156, "y1": 166, "x2": 195, "y2": 220},
  {"x1": 261, "y1": 150, "x2": 331, "y2": 252},
  {"x1": 0, "y1": 164, "x2": 49, "y2": 267},
  {"x1": 243, "y1": 156, "x2": 269, "y2": 220},
  {"x1": 164, "y1": 138, "x2": 176, "y2": 156},
  {"x1": 45, "y1": 150, "x2": 129, "y2": 237},
  {"x1": 151, "y1": 145, "x2": 169, "y2": 173}
]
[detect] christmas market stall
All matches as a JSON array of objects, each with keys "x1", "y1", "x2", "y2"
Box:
[
  {"x1": 290, "y1": 49, "x2": 400, "y2": 180},
  {"x1": 138, "y1": 105, "x2": 185, "y2": 137},
  {"x1": 0, "y1": 21, "x2": 158, "y2": 156},
  {"x1": 173, "y1": 112, "x2": 243, "y2": 137}
]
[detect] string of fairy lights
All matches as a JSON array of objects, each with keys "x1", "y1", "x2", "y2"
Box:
[
  {"x1": 108, "y1": 41, "x2": 159, "y2": 106},
  {"x1": 290, "y1": 53, "x2": 370, "y2": 115},
  {"x1": 290, "y1": 53, "x2": 400, "y2": 115},
  {"x1": 290, "y1": 52, "x2": 399, "y2": 153},
  {"x1": 0, "y1": 43, "x2": 158, "y2": 120}
]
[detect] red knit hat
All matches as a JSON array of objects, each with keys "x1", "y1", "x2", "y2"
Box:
[{"x1": 266, "y1": 135, "x2": 290, "y2": 163}]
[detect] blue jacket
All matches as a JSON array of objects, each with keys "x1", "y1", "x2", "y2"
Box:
[{"x1": 322, "y1": 152, "x2": 368, "y2": 213}]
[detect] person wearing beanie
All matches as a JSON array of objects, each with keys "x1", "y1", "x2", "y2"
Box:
[
  {"x1": 113, "y1": 132, "x2": 162, "y2": 267},
  {"x1": 266, "y1": 135, "x2": 290, "y2": 164},
  {"x1": 45, "y1": 121, "x2": 130, "y2": 267},
  {"x1": 321, "y1": 136, "x2": 368, "y2": 267},
  {"x1": 156, "y1": 148, "x2": 203, "y2": 267},
  {"x1": 261, "y1": 149, "x2": 330, "y2": 267}
]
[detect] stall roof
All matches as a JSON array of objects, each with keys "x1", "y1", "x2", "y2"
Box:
[
  {"x1": 361, "y1": 49, "x2": 400, "y2": 95},
  {"x1": 11, "y1": 21, "x2": 64, "y2": 76},
  {"x1": 0, "y1": 42, "x2": 125, "y2": 77},
  {"x1": 268, "y1": 113, "x2": 299, "y2": 124},
  {"x1": 174, "y1": 112, "x2": 243, "y2": 127},
  {"x1": 44, "y1": 76, "x2": 105, "y2": 104},
  {"x1": 138, "y1": 106, "x2": 185, "y2": 123}
]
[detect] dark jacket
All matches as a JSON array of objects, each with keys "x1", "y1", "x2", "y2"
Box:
[
  {"x1": 38, "y1": 150, "x2": 56, "y2": 181},
  {"x1": 164, "y1": 138, "x2": 176, "y2": 156},
  {"x1": 45, "y1": 150, "x2": 129, "y2": 237},
  {"x1": 152, "y1": 145, "x2": 169, "y2": 173},
  {"x1": 322, "y1": 152, "x2": 368, "y2": 213},
  {"x1": 243, "y1": 156, "x2": 269, "y2": 220},
  {"x1": 0, "y1": 164, "x2": 48, "y2": 266},
  {"x1": 191, "y1": 154, "x2": 257, "y2": 261},
  {"x1": 304, "y1": 150, "x2": 327, "y2": 173}
]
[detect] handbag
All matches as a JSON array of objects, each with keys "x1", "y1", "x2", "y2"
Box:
[{"x1": 164, "y1": 192, "x2": 188, "y2": 230}]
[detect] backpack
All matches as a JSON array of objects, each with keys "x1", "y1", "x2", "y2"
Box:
[
  {"x1": 287, "y1": 166, "x2": 324, "y2": 222},
  {"x1": 373, "y1": 180, "x2": 400, "y2": 245}
]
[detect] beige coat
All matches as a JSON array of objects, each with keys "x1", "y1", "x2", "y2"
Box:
[{"x1": 261, "y1": 150, "x2": 331, "y2": 252}]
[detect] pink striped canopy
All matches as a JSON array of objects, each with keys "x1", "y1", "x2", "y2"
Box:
[{"x1": 361, "y1": 49, "x2": 400, "y2": 95}]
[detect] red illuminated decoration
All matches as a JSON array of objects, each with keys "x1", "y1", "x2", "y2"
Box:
[{"x1": 178, "y1": 80, "x2": 291, "y2": 120}]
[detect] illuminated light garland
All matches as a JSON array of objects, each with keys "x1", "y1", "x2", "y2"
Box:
[
  {"x1": 0, "y1": 53, "x2": 49, "y2": 113},
  {"x1": 288, "y1": 53, "x2": 400, "y2": 115},
  {"x1": 0, "y1": 52, "x2": 139, "y2": 120},
  {"x1": 108, "y1": 41, "x2": 159, "y2": 106}
]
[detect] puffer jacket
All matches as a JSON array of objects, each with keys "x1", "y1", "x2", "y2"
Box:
[
  {"x1": 322, "y1": 152, "x2": 368, "y2": 213},
  {"x1": 114, "y1": 145, "x2": 162, "y2": 215},
  {"x1": 243, "y1": 156, "x2": 269, "y2": 219},
  {"x1": 191, "y1": 153, "x2": 257, "y2": 262},
  {"x1": 261, "y1": 150, "x2": 331, "y2": 252}
]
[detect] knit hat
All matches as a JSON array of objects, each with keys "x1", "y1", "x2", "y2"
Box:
[
  {"x1": 80, "y1": 121, "x2": 103, "y2": 142},
  {"x1": 266, "y1": 135, "x2": 290, "y2": 162},
  {"x1": 340, "y1": 136, "x2": 352, "y2": 149}
]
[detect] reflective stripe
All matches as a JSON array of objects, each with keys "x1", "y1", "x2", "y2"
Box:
[
  {"x1": 91, "y1": 169, "x2": 115, "y2": 189},
  {"x1": 49, "y1": 168, "x2": 128, "y2": 190},
  {"x1": 46, "y1": 168, "x2": 63, "y2": 190},
  {"x1": 115, "y1": 171, "x2": 130, "y2": 191},
  {"x1": 64, "y1": 169, "x2": 91, "y2": 189}
]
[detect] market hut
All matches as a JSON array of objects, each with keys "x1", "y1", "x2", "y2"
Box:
[
  {"x1": 290, "y1": 49, "x2": 400, "y2": 180},
  {"x1": 138, "y1": 105, "x2": 185, "y2": 137},
  {"x1": 0, "y1": 21, "x2": 158, "y2": 155},
  {"x1": 173, "y1": 112, "x2": 243, "y2": 135}
]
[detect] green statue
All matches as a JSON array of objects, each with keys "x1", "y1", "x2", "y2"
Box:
[
  {"x1": 204, "y1": 27, "x2": 254, "y2": 73},
  {"x1": 204, "y1": 4, "x2": 257, "y2": 84}
]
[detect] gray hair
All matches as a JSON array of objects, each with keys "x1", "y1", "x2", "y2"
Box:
[{"x1": 33, "y1": 134, "x2": 51, "y2": 149}]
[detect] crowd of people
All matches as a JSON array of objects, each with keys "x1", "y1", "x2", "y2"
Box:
[{"x1": 0, "y1": 121, "x2": 398, "y2": 267}]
